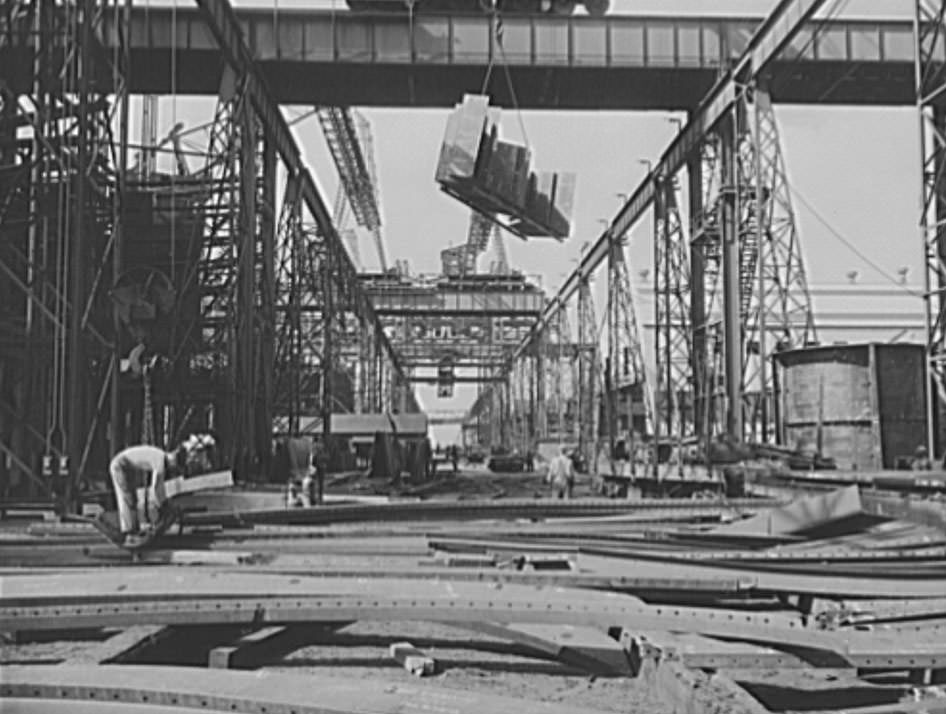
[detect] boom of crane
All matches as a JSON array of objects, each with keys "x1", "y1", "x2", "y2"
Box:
[{"x1": 317, "y1": 106, "x2": 388, "y2": 271}]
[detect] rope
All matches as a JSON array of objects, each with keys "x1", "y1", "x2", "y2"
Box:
[
  {"x1": 479, "y1": 7, "x2": 498, "y2": 95},
  {"x1": 496, "y1": 37, "x2": 530, "y2": 150}
]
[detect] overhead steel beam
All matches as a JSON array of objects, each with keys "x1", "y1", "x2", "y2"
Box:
[
  {"x1": 512, "y1": 0, "x2": 827, "y2": 365},
  {"x1": 192, "y1": 0, "x2": 412, "y2": 397}
]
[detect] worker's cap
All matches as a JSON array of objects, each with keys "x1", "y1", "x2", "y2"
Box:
[{"x1": 182, "y1": 433, "x2": 216, "y2": 452}]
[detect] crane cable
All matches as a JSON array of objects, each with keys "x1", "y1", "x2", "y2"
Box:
[{"x1": 479, "y1": 1, "x2": 531, "y2": 150}]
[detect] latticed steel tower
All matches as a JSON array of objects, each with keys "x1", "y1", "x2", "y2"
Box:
[
  {"x1": 656, "y1": 88, "x2": 815, "y2": 444},
  {"x1": 917, "y1": 0, "x2": 946, "y2": 456}
]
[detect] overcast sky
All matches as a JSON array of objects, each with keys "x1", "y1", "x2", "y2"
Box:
[{"x1": 146, "y1": 0, "x2": 924, "y2": 440}]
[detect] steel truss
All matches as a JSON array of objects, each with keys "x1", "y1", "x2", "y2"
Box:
[
  {"x1": 657, "y1": 87, "x2": 815, "y2": 444},
  {"x1": 653, "y1": 174, "x2": 692, "y2": 442},
  {"x1": 917, "y1": 0, "x2": 946, "y2": 456},
  {"x1": 577, "y1": 278, "x2": 598, "y2": 468},
  {"x1": 604, "y1": 237, "x2": 652, "y2": 463}
]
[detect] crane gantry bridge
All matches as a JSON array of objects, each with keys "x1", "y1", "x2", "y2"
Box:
[{"x1": 0, "y1": 0, "x2": 944, "y2": 506}]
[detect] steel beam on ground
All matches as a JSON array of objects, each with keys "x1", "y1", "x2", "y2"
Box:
[
  {"x1": 0, "y1": 665, "x2": 615, "y2": 714},
  {"x1": 578, "y1": 549, "x2": 946, "y2": 598}
]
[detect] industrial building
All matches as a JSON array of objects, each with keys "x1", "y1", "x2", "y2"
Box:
[{"x1": 2, "y1": 0, "x2": 946, "y2": 712}]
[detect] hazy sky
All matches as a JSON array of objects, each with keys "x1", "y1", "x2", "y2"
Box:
[{"x1": 146, "y1": 0, "x2": 924, "y2": 440}]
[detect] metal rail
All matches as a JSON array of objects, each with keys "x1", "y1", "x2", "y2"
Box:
[{"x1": 0, "y1": 665, "x2": 601, "y2": 714}]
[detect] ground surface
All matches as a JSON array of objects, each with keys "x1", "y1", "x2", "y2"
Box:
[{"x1": 0, "y1": 468, "x2": 676, "y2": 713}]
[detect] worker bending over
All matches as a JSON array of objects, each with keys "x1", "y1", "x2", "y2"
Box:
[{"x1": 109, "y1": 435, "x2": 212, "y2": 547}]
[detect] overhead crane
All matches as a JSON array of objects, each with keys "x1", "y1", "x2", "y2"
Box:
[{"x1": 466, "y1": 0, "x2": 828, "y2": 458}]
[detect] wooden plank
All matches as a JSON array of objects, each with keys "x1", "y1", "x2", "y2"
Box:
[
  {"x1": 0, "y1": 664, "x2": 619, "y2": 714},
  {"x1": 137, "y1": 470, "x2": 233, "y2": 502},
  {"x1": 183, "y1": 497, "x2": 779, "y2": 528}
]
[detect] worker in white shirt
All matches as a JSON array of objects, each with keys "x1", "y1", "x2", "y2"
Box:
[
  {"x1": 547, "y1": 446, "x2": 576, "y2": 499},
  {"x1": 108, "y1": 435, "x2": 213, "y2": 547}
]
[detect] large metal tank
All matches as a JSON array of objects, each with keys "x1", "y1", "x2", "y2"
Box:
[{"x1": 773, "y1": 343, "x2": 926, "y2": 470}]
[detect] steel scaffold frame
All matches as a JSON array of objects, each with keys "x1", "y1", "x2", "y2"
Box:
[{"x1": 0, "y1": 0, "x2": 130, "y2": 505}]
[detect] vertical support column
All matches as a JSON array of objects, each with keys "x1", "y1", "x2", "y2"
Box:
[
  {"x1": 322, "y1": 249, "x2": 334, "y2": 448},
  {"x1": 535, "y1": 335, "x2": 547, "y2": 441},
  {"x1": 605, "y1": 236, "x2": 618, "y2": 463},
  {"x1": 258, "y1": 136, "x2": 276, "y2": 475},
  {"x1": 287, "y1": 181, "x2": 303, "y2": 435},
  {"x1": 66, "y1": 0, "x2": 93, "y2": 512},
  {"x1": 688, "y1": 150, "x2": 706, "y2": 440},
  {"x1": 111, "y1": 0, "x2": 133, "y2": 457},
  {"x1": 652, "y1": 178, "x2": 665, "y2": 463},
  {"x1": 720, "y1": 114, "x2": 744, "y2": 441},
  {"x1": 555, "y1": 305, "x2": 566, "y2": 443},
  {"x1": 236, "y1": 102, "x2": 258, "y2": 479},
  {"x1": 916, "y1": 0, "x2": 946, "y2": 456},
  {"x1": 752, "y1": 87, "x2": 769, "y2": 443}
]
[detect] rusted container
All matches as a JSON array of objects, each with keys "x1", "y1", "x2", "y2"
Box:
[{"x1": 773, "y1": 343, "x2": 926, "y2": 470}]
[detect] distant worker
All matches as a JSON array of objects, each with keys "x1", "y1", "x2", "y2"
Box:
[
  {"x1": 547, "y1": 446, "x2": 575, "y2": 499},
  {"x1": 108, "y1": 435, "x2": 213, "y2": 547},
  {"x1": 450, "y1": 444, "x2": 459, "y2": 474},
  {"x1": 912, "y1": 445, "x2": 933, "y2": 471}
]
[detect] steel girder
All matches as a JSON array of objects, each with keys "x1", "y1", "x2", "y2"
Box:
[
  {"x1": 5, "y1": 588, "x2": 946, "y2": 669},
  {"x1": 577, "y1": 278, "x2": 599, "y2": 469},
  {"x1": 918, "y1": 0, "x2": 946, "y2": 456},
  {"x1": 740, "y1": 86, "x2": 817, "y2": 440},
  {"x1": 0, "y1": 666, "x2": 605, "y2": 714},
  {"x1": 652, "y1": 89, "x2": 814, "y2": 445},
  {"x1": 605, "y1": 237, "x2": 652, "y2": 465}
]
